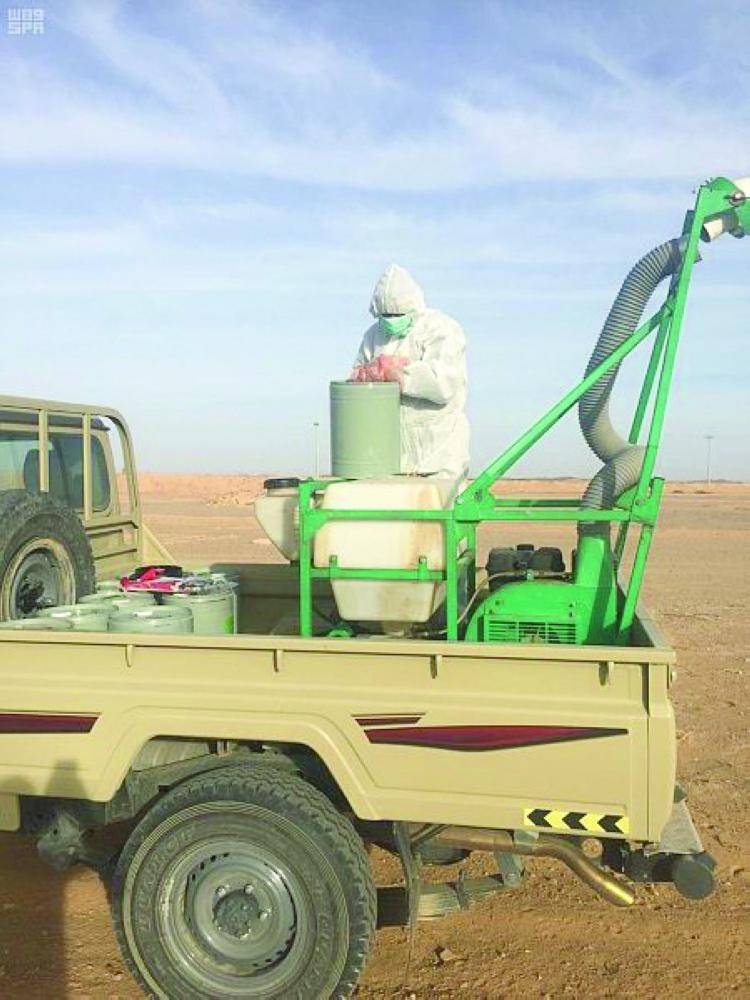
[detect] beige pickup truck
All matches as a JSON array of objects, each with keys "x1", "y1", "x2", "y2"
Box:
[{"x1": 0, "y1": 395, "x2": 713, "y2": 1000}]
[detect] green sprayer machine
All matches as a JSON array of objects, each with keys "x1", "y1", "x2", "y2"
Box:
[{"x1": 256, "y1": 175, "x2": 750, "y2": 644}]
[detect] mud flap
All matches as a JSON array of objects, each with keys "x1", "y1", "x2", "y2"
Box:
[{"x1": 647, "y1": 788, "x2": 703, "y2": 856}]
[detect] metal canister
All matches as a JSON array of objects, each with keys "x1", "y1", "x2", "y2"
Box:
[
  {"x1": 163, "y1": 589, "x2": 234, "y2": 635},
  {"x1": 0, "y1": 618, "x2": 72, "y2": 631},
  {"x1": 330, "y1": 381, "x2": 401, "y2": 478},
  {"x1": 211, "y1": 572, "x2": 240, "y2": 632},
  {"x1": 108, "y1": 606, "x2": 193, "y2": 634},
  {"x1": 81, "y1": 591, "x2": 156, "y2": 610},
  {"x1": 36, "y1": 604, "x2": 110, "y2": 632}
]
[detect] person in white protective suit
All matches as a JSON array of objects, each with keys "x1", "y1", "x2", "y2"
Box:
[{"x1": 351, "y1": 264, "x2": 470, "y2": 482}]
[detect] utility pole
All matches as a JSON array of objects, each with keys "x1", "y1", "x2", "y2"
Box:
[
  {"x1": 313, "y1": 421, "x2": 320, "y2": 477},
  {"x1": 704, "y1": 434, "x2": 714, "y2": 490}
]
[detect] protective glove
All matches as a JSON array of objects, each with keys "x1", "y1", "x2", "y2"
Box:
[
  {"x1": 350, "y1": 355, "x2": 408, "y2": 386},
  {"x1": 350, "y1": 362, "x2": 372, "y2": 383},
  {"x1": 377, "y1": 354, "x2": 409, "y2": 385}
]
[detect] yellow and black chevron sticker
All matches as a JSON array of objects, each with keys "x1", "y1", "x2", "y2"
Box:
[{"x1": 524, "y1": 808, "x2": 629, "y2": 835}]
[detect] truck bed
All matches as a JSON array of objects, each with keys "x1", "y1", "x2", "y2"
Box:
[{"x1": 0, "y1": 563, "x2": 676, "y2": 845}]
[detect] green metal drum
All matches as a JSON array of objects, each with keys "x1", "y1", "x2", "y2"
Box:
[
  {"x1": 82, "y1": 591, "x2": 156, "y2": 610},
  {"x1": 36, "y1": 603, "x2": 111, "y2": 632},
  {"x1": 329, "y1": 381, "x2": 401, "y2": 478},
  {"x1": 108, "y1": 606, "x2": 193, "y2": 634},
  {"x1": 0, "y1": 618, "x2": 72, "y2": 631},
  {"x1": 163, "y1": 589, "x2": 234, "y2": 635}
]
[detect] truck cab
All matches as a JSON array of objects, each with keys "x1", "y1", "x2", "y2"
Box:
[{"x1": 0, "y1": 395, "x2": 170, "y2": 617}]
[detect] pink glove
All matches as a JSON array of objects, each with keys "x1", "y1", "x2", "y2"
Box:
[
  {"x1": 350, "y1": 355, "x2": 408, "y2": 385},
  {"x1": 350, "y1": 362, "x2": 373, "y2": 383},
  {"x1": 377, "y1": 354, "x2": 409, "y2": 386}
]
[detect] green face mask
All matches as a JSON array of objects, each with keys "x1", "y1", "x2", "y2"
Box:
[{"x1": 378, "y1": 313, "x2": 413, "y2": 338}]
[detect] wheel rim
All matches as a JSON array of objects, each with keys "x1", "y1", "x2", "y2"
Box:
[
  {"x1": 3, "y1": 537, "x2": 75, "y2": 618},
  {"x1": 158, "y1": 837, "x2": 314, "y2": 996}
]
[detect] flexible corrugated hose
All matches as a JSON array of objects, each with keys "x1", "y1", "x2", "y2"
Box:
[{"x1": 578, "y1": 239, "x2": 684, "y2": 523}]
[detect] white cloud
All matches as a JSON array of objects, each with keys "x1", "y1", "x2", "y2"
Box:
[
  {"x1": 0, "y1": 180, "x2": 706, "y2": 304},
  {"x1": 0, "y1": 1, "x2": 746, "y2": 193},
  {"x1": 0, "y1": 221, "x2": 145, "y2": 259},
  {"x1": 65, "y1": 1, "x2": 233, "y2": 123},
  {"x1": 194, "y1": 0, "x2": 396, "y2": 92},
  {"x1": 446, "y1": 59, "x2": 748, "y2": 183},
  {"x1": 140, "y1": 198, "x2": 285, "y2": 227}
]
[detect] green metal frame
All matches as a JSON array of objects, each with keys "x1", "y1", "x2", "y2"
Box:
[{"x1": 298, "y1": 178, "x2": 749, "y2": 642}]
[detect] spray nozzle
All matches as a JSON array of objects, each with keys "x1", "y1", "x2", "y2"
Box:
[{"x1": 701, "y1": 176, "x2": 750, "y2": 242}]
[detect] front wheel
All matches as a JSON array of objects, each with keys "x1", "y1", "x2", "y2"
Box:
[{"x1": 111, "y1": 766, "x2": 376, "y2": 999}]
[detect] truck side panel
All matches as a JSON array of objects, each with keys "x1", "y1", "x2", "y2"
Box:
[{"x1": 0, "y1": 632, "x2": 674, "y2": 841}]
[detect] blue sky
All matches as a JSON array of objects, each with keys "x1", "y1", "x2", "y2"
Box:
[{"x1": 1, "y1": 0, "x2": 748, "y2": 479}]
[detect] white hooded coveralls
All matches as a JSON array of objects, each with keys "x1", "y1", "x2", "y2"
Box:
[{"x1": 354, "y1": 264, "x2": 470, "y2": 481}]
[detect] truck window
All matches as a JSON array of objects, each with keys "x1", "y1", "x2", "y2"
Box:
[
  {"x1": 0, "y1": 429, "x2": 110, "y2": 512},
  {"x1": 0, "y1": 431, "x2": 39, "y2": 492},
  {"x1": 50, "y1": 433, "x2": 111, "y2": 512}
]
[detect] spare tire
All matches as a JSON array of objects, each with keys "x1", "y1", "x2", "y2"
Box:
[{"x1": 0, "y1": 490, "x2": 95, "y2": 619}]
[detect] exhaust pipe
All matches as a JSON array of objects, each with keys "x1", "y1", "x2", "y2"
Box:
[{"x1": 435, "y1": 826, "x2": 634, "y2": 908}]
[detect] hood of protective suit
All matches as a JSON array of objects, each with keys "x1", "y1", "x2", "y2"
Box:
[{"x1": 369, "y1": 264, "x2": 426, "y2": 318}]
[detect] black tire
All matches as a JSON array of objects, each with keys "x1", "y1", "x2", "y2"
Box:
[
  {"x1": 0, "y1": 490, "x2": 95, "y2": 618},
  {"x1": 111, "y1": 765, "x2": 376, "y2": 999}
]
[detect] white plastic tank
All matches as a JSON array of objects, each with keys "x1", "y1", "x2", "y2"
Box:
[
  {"x1": 313, "y1": 477, "x2": 455, "y2": 625},
  {"x1": 254, "y1": 479, "x2": 300, "y2": 561}
]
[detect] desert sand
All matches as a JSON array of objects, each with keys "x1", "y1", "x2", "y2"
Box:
[{"x1": 0, "y1": 475, "x2": 747, "y2": 998}]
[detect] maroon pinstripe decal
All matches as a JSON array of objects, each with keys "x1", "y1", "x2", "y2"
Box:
[
  {"x1": 362, "y1": 724, "x2": 627, "y2": 752},
  {"x1": 0, "y1": 713, "x2": 98, "y2": 734}
]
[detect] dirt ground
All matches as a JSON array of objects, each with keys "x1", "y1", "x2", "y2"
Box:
[{"x1": 0, "y1": 476, "x2": 747, "y2": 999}]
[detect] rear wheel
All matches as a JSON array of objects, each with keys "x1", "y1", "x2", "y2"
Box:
[{"x1": 112, "y1": 766, "x2": 376, "y2": 999}]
